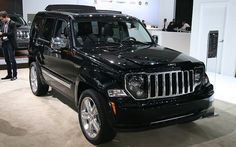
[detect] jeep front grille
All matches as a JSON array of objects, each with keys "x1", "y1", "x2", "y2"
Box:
[
  {"x1": 125, "y1": 70, "x2": 196, "y2": 100},
  {"x1": 148, "y1": 70, "x2": 195, "y2": 99}
]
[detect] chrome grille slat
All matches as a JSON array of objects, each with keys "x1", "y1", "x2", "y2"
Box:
[
  {"x1": 148, "y1": 75, "x2": 151, "y2": 98},
  {"x1": 162, "y1": 73, "x2": 166, "y2": 96},
  {"x1": 176, "y1": 72, "x2": 179, "y2": 95},
  {"x1": 187, "y1": 71, "x2": 190, "y2": 93},
  {"x1": 155, "y1": 75, "x2": 159, "y2": 97},
  {"x1": 170, "y1": 73, "x2": 173, "y2": 95},
  {"x1": 182, "y1": 72, "x2": 185, "y2": 94}
]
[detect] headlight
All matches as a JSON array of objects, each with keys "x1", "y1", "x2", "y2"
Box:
[
  {"x1": 126, "y1": 74, "x2": 148, "y2": 99},
  {"x1": 194, "y1": 67, "x2": 204, "y2": 83}
]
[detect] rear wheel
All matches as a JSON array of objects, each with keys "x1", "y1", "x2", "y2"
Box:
[
  {"x1": 78, "y1": 89, "x2": 116, "y2": 145},
  {"x1": 29, "y1": 62, "x2": 49, "y2": 96}
]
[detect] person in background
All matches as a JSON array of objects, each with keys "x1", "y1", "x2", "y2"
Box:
[
  {"x1": 141, "y1": 20, "x2": 146, "y2": 28},
  {"x1": 162, "y1": 18, "x2": 167, "y2": 31},
  {"x1": 167, "y1": 19, "x2": 177, "y2": 32},
  {"x1": 0, "y1": 11, "x2": 17, "y2": 81},
  {"x1": 179, "y1": 20, "x2": 190, "y2": 32}
]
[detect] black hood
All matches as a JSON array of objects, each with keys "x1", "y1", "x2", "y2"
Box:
[
  {"x1": 17, "y1": 25, "x2": 30, "y2": 31},
  {"x1": 84, "y1": 45, "x2": 202, "y2": 70}
]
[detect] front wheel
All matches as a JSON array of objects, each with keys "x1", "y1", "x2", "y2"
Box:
[
  {"x1": 29, "y1": 62, "x2": 49, "y2": 96},
  {"x1": 78, "y1": 89, "x2": 116, "y2": 145}
]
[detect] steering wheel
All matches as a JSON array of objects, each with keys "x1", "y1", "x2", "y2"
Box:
[{"x1": 121, "y1": 37, "x2": 136, "y2": 42}]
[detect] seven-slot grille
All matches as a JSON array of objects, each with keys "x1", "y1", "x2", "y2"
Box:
[
  {"x1": 17, "y1": 31, "x2": 29, "y2": 39},
  {"x1": 148, "y1": 70, "x2": 195, "y2": 99}
]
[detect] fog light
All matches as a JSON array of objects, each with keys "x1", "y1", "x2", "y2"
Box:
[{"x1": 108, "y1": 89, "x2": 127, "y2": 97}]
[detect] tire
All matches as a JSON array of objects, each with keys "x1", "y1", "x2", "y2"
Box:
[
  {"x1": 78, "y1": 89, "x2": 116, "y2": 145},
  {"x1": 29, "y1": 62, "x2": 49, "y2": 96}
]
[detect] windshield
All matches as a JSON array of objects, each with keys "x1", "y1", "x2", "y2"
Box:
[
  {"x1": 10, "y1": 15, "x2": 26, "y2": 26},
  {"x1": 73, "y1": 16, "x2": 153, "y2": 48}
]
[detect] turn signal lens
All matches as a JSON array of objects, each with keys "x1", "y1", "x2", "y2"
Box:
[{"x1": 111, "y1": 102, "x2": 117, "y2": 115}]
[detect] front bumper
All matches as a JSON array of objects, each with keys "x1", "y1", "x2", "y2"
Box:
[
  {"x1": 16, "y1": 39, "x2": 29, "y2": 49},
  {"x1": 109, "y1": 84, "x2": 215, "y2": 128}
]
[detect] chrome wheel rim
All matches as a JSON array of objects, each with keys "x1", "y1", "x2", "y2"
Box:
[
  {"x1": 30, "y1": 65, "x2": 38, "y2": 93},
  {"x1": 80, "y1": 97, "x2": 101, "y2": 139}
]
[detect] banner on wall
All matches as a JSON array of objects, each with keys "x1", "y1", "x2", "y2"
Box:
[
  {"x1": 93, "y1": 0, "x2": 149, "y2": 6},
  {"x1": 79, "y1": 0, "x2": 158, "y2": 25}
]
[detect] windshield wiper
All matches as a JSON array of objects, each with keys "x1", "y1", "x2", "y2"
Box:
[
  {"x1": 121, "y1": 40, "x2": 153, "y2": 46},
  {"x1": 96, "y1": 40, "x2": 123, "y2": 46}
]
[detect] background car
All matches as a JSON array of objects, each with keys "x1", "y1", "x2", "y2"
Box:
[{"x1": 0, "y1": 14, "x2": 30, "y2": 51}]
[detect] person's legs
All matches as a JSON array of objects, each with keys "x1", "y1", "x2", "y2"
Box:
[
  {"x1": 7, "y1": 43, "x2": 17, "y2": 78},
  {"x1": 2, "y1": 42, "x2": 12, "y2": 78}
]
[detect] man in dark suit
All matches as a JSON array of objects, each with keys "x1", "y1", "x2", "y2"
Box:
[{"x1": 0, "y1": 11, "x2": 17, "y2": 81}]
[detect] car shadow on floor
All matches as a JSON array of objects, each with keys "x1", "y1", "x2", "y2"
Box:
[
  {"x1": 0, "y1": 119, "x2": 28, "y2": 136},
  {"x1": 51, "y1": 89, "x2": 78, "y2": 112}
]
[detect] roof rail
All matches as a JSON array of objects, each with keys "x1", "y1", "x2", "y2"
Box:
[
  {"x1": 45, "y1": 5, "x2": 97, "y2": 13},
  {"x1": 97, "y1": 10, "x2": 122, "y2": 14}
]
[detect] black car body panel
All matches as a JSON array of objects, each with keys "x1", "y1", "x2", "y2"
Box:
[{"x1": 28, "y1": 8, "x2": 215, "y2": 130}]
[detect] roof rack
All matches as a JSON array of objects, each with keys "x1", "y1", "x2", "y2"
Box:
[
  {"x1": 45, "y1": 5, "x2": 97, "y2": 13},
  {"x1": 97, "y1": 10, "x2": 122, "y2": 14}
]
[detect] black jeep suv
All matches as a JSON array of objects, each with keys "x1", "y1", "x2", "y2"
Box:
[
  {"x1": 0, "y1": 14, "x2": 30, "y2": 50},
  {"x1": 28, "y1": 5, "x2": 215, "y2": 145}
]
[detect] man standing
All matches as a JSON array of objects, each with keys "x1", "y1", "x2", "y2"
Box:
[{"x1": 0, "y1": 11, "x2": 17, "y2": 81}]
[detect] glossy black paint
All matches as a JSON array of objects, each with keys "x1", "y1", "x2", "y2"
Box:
[{"x1": 28, "y1": 11, "x2": 214, "y2": 128}]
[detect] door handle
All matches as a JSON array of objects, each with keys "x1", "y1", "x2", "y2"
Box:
[{"x1": 219, "y1": 40, "x2": 224, "y2": 43}]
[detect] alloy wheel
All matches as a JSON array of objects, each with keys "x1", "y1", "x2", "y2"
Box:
[{"x1": 80, "y1": 97, "x2": 101, "y2": 139}]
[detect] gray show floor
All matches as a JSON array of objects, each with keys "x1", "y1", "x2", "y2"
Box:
[{"x1": 0, "y1": 69, "x2": 236, "y2": 147}]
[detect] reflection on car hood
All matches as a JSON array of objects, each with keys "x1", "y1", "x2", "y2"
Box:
[
  {"x1": 17, "y1": 25, "x2": 30, "y2": 31},
  {"x1": 84, "y1": 45, "x2": 201, "y2": 70}
]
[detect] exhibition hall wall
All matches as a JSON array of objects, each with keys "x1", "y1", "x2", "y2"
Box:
[
  {"x1": 0, "y1": 0, "x2": 23, "y2": 15},
  {"x1": 22, "y1": 0, "x2": 77, "y2": 22},
  {"x1": 22, "y1": 0, "x2": 175, "y2": 26},
  {"x1": 190, "y1": 0, "x2": 236, "y2": 77},
  {"x1": 77, "y1": 0, "x2": 175, "y2": 26}
]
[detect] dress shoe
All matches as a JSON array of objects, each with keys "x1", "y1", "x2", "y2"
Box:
[
  {"x1": 1, "y1": 75, "x2": 12, "y2": 80},
  {"x1": 11, "y1": 77, "x2": 17, "y2": 81}
]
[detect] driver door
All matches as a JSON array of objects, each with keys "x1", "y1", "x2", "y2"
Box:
[{"x1": 43, "y1": 18, "x2": 75, "y2": 99}]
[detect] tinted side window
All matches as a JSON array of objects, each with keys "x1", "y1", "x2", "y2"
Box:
[
  {"x1": 31, "y1": 16, "x2": 45, "y2": 39},
  {"x1": 42, "y1": 18, "x2": 56, "y2": 41},
  {"x1": 54, "y1": 20, "x2": 68, "y2": 39}
]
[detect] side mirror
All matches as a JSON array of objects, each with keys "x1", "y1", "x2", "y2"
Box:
[
  {"x1": 51, "y1": 37, "x2": 67, "y2": 50},
  {"x1": 152, "y1": 35, "x2": 158, "y2": 44}
]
